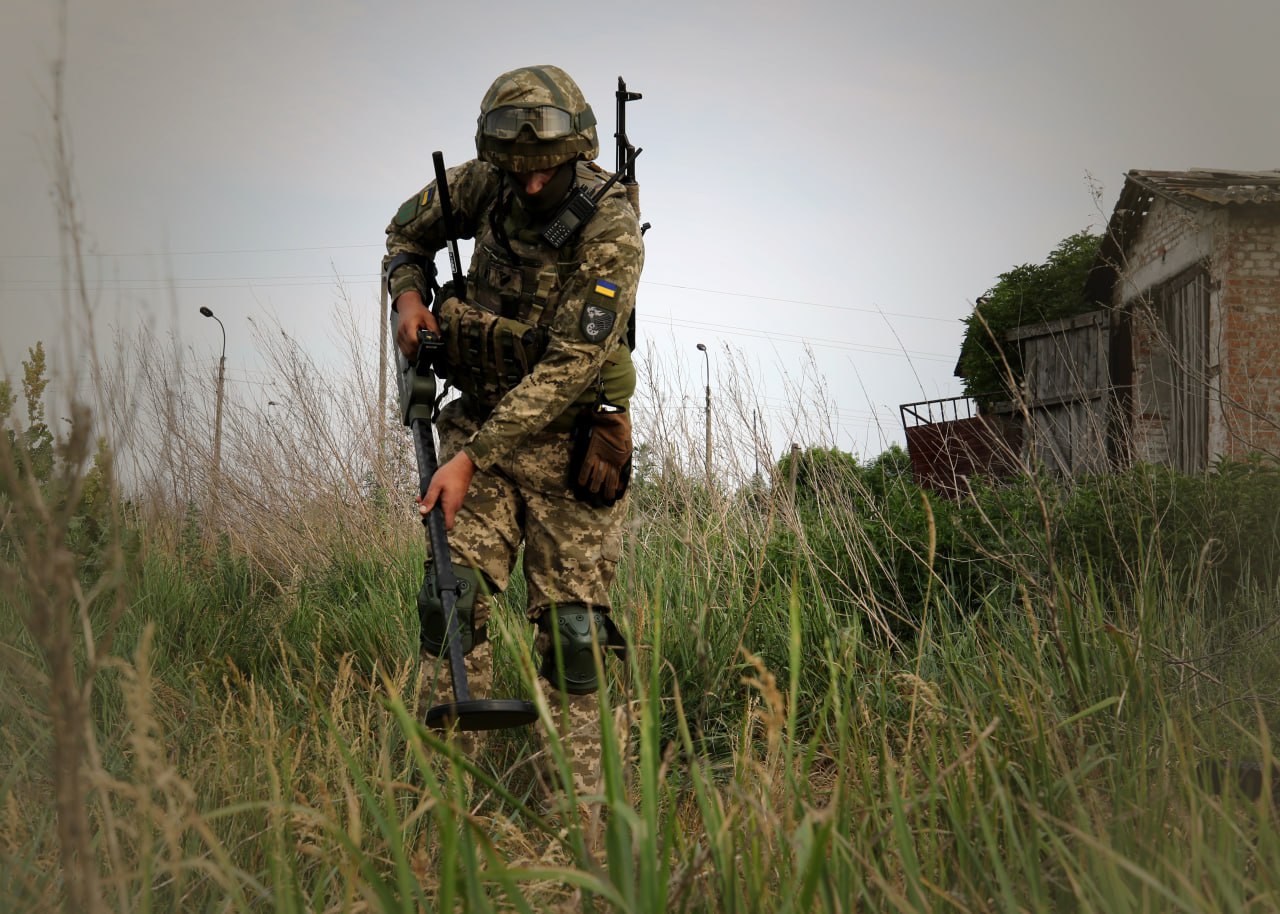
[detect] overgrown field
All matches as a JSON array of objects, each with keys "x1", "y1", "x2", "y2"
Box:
[{"x1": 3, "y1": 332, "x2": 1280, "y2": 913}]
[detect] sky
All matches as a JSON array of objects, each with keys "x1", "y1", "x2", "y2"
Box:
[{"x1": 3, "y1": 0, "x2": 1279, "y2": 469}]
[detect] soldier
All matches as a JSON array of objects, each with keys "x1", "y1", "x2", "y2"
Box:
[{"x1": 384, "y1": 65, "x2": 641, "y2": 810}]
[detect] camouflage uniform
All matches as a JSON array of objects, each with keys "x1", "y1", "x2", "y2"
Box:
[{"x1": 386, "y1": 66, "x2": 642, "y2": 805}]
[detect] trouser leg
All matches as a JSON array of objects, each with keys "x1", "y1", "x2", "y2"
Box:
[
  {"x1": 535, "y1": 677, "x2": 603, "y2": 801},
  {"x1": 531, "y1": 606, "x2": 633, "y2": 857},
  {"x1": 419, "y1": 638, "x2": 493, "y2": 707},
  {"x1": 419, "y1": 639, "x2": 493, "y2": 760}
]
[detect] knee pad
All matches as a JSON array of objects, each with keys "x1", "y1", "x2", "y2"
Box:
[
  {"x1": 534, "y1": 604, "x2": 624, "y2": 695},
  {"x1": 418, "y1": 563, "x2": 488, "y2": 657}
]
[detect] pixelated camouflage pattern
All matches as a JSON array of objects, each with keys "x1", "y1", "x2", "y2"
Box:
[
  {"x1": 385, "y1": 158, "x2": 643, "y2": 471},
  {"x1": 419, "y1": 640, "x2": 493, "y2": 758},
  {"x1": 536, "y1": 678, "x2": 602, "y2": 799},
  {"x1": 533, "y1": 679, "x2": 632, "y2": 855},
  {"x1": 474, "y1": 65, "x2": 599, "y2": 172},
  {"x1": 392, "y1": 83, "x2": 638, "y2": 804},
  {"x1": 429, "y1": 400, "x2": 626, "y2": 615}
]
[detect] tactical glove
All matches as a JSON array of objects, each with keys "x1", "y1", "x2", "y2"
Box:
[{"x1": 569, "y1": 406, "x2": 632, "y2": 507}]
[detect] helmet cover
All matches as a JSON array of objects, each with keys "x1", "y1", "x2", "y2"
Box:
[{"x1": 476, "y1": 65, "x2": 598, "y2": 172}]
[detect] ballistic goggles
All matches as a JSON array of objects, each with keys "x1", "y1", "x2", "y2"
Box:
[{"x1": 480, "y1": 105, "x2": 596, "y2": 141}]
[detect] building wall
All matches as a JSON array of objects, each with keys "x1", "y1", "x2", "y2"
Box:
[
  {"x1": 1112, "y1": 198, "x2": 1280, "y2": 467},
  {"x1": 1217, "y1": 206, "x2": 1280, "y2": 460},
  {"x1": 1111, "y1": 197, "x2": 1221, "y2": 467}
]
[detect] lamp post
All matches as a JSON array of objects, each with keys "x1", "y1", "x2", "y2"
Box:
[
  {"x1": 199, "y1": 306, "x2": 226, "y2": 478},
  {"x1": 696, "y1": 342, "x2": 712, "y2": 487}
]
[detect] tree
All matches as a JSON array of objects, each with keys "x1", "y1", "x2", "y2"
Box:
[{"x1": 957, "y1": 231, "x2": 1102, "y2": 405}]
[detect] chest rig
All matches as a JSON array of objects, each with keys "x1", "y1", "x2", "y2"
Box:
[{"x1": 438, "y1": 162, "x2": 633, "y2": 419}]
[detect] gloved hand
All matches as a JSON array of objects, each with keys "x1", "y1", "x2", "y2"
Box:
[{"x1": 574, "y1": 408, "x2": 632, "y2": 505}]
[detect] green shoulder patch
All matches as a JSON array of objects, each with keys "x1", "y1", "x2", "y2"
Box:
[
  {"x1": 393, "y1": 187, "x2": 433, "y2": 227},
  {"x1": 394, "y1": 196, "x2": 418, "y2": 227}
]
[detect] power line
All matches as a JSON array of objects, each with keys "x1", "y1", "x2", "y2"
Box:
[
  {"x1": 2, "y1": 244, "x2": 961, "y2": 326},
  {"x1": 5, "y1": 271, "x2": 958, "y2": 325},
  {"x1": 641, "y1": 279, "x2": 956, "y2": 323},
  {"x1": 5, "y1": 273, "x2": 961, "y2": 328},
  {"x1": 648, "y1": 315, "x2": 954, "y2": 363},
  {"x1": 1, "y1": 277, "x2": 359, "y2": 292},
  {"x1": 0, "y1": 243, "x2": 383, "y2": 260}
]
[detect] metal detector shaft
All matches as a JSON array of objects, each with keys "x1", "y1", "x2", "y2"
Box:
[
  {"x1": 387, "y1": 234, "x2": 538, "y2": 731},
  {"x1": 410, "y1": 413, "x2": 471, "y2": 703},
  {"x1": 400, "y1": 330, "x2": 538, "y2": 731}
]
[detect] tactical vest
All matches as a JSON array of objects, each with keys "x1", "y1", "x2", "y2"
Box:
[{"x1": 439, "y1": 161, "x2": 635, "y2": 429}]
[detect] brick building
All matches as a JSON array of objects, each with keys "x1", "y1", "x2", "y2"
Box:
[
  {"x1": 1087, "y1": 169, "x2": 1280, "y2": 473},
  {"x1": 902, "y1": 168, "x2": 1280, "y2": 491}
]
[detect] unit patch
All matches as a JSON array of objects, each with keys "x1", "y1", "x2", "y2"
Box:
[
  {"x1": 393, "y1": 186, "x2": 435, "y2": 227},
  {"x1": 394, "y1": 196, "x2": 418, "y2": 227},
  {"x1": 581, "y1": 303, "x2": 616, "y2": 343}
]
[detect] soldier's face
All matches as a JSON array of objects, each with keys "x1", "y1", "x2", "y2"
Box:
[
  {"x1": 513, "y1": 167, "x2": 559, "y2": 196},
  {"x1": 506, "y1": 162, "x2": 574, "y2": 213}
]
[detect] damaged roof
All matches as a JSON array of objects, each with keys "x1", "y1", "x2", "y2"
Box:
[
  {"x1": 1128, "y1": 168, "x2": 1280, "y2": 206},
  {"x1": 1085, "y1": 168, "x2": 1280, "y2": 303}
]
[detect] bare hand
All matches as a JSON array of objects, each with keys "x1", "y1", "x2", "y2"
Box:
[
  {"x1": 394, "y1": 292, "x2": 441, "y2": 358},
  {"x1": 418, "y1": 451, "x2": 476, "y2": 530}
]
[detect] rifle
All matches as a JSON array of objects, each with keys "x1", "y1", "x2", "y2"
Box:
[
  {"x1": 615, "y1": 75, "x2": 649, "y2": 235},
  {"x1": 539, "y1": 75, "x2": 650, "y2": 247}
]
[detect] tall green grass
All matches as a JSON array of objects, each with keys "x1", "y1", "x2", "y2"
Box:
[{"x1": 5, "y1": 403, "x2": 1280, "y2": 911}]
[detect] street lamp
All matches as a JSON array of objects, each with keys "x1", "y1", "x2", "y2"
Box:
[
  {"x1": 199, "y1": 306, "x2": 226, "y2": 478},
  {"x1": 696, "y1": 342, "x2": 711, "y2": 487}
]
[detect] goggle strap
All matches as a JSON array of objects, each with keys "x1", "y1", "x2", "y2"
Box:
[{"x1": 525, "y1": 66, "x2": 570, "y2": 108}]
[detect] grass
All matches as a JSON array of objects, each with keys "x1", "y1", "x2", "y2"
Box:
[{"x1": 5, "y1": 400, "x2": 1280, "y2": 912}]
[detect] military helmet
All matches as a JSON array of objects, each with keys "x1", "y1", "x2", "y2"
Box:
[{"x1": 476, "y1": 65, "x2": 598, "y2": 173}]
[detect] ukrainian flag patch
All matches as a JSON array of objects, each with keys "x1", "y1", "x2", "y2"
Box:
[
  {"x1": 593, "y1": 278, "x2": 618, "y2": 299},
  {"x1": 420, "y1": 187, "x2": 435, "y2": 207}
]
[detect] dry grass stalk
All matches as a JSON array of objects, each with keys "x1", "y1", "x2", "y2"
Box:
[{"x1": 1, "y1": 405, "x2": 110, "y2": 914}]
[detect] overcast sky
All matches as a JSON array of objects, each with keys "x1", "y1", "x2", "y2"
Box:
[{"x1": 4, "y1": 0, "x2": 1279, "y2": 464}]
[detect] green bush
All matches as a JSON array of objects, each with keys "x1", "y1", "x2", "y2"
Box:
[
  {"x1": 766, "y1": 446, "x2": 1045, "y2": 638},
  {"x1": 958, "y1": 231, "x2": 1102, "y2": 405},
  {"x1": 767, "y1": 446, "x2": 1280, "y2": 638},
  {"x1": 1057, "y1": 455, "x2": 1280, "y2": 606}
]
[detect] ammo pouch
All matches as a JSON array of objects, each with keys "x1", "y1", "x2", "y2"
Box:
[
  {"x1": 567, "y1": 402, "x2": 633, "y2": 507},
  {"x1": 435, "y1": 295, "x2": 548, "y2": 402}
]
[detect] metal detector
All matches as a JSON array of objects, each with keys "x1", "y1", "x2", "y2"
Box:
[{"x1": 395, "y1": 327, "x2": 538, "y2": 731}]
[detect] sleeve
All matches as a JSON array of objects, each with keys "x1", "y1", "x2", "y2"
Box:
[
  {"x1": 383, "y1": 159, "x2": 499, "y2": 303},
  {"x1": 462, "y1": 194, "x2": 644, "y2": 470}
]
